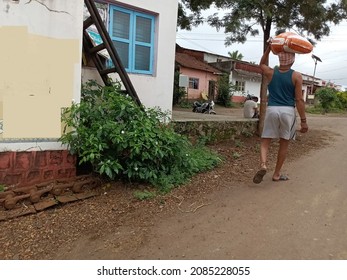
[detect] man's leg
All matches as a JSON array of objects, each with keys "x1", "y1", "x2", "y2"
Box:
[
  {"x1": 273, "y1": 138, "x2": 290, "y2": 180},
  {"x1": 253, "y1": 138, "x2": 271, "y2": 184},
  {"x1": 260, "y1": 138, "x2": 271, "y2": 170}
]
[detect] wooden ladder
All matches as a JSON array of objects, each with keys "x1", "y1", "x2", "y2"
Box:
[{"x1": 83, "y1": 0, "x2": 141, "y2": 106}]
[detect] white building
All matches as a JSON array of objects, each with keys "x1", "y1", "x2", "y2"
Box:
[{"x1": 0, "y1": 0, "x2": 178, "y2": 187}]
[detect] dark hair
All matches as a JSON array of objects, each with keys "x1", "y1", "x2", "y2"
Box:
[{"x1": 252, "y1": 96, "x2": 259, "y2": 102}]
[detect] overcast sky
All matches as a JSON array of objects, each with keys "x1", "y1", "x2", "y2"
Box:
[{"x1": 176, "y1": 8, "x2": 347, "y2": 89}]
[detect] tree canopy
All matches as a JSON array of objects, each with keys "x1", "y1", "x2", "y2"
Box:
[
  {"x1": 228, "y1": 50, "x2": 244, "y2": 60},
  {"x1": 178, "y1": 0, "x2": 346, "y2": 50}
]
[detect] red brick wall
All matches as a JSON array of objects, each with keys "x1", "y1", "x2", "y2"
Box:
[
  {"x1": 232, "y1": 96, "x2": 247, "y2": 103},
  {"x1": 0, "y1": 150, "x2": 76, "y2": 187},
  {"x1": 235, "y1": 62, "x2": 262, "y2": 74}
]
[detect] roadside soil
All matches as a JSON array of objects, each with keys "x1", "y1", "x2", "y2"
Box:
[{"x1": 0, "y1": 109, "x2": 345, "y2": 260}]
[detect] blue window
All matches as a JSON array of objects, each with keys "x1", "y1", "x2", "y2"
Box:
[{"x1": 109, "y1": 5, "x2": 155, "y2": 75}]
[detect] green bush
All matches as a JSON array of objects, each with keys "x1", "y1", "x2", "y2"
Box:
[
  {"x1": 60, "y1": 80, "x2": 222, "y2": 192},
  {"x1": 172, "y1": 70, "x2": 187, "y2": 106},
  {"x1": 315, "y1": 87, "x2": 338, "y2": 113},
  {"x1": 216, "y1": 74, "x2": 235, "y2": 107},
  {"x1": 336, "y1": 91, "x2": 347, "y2": 110}
]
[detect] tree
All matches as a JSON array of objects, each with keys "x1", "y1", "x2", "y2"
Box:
[
  {"x1": 178, "y1": 0, "x2": 346, "y2": 134},
  {"x1": 315, "y1": 87, "x2": 338, "y2": 114},
  {"x1": 228, "y1": 50, "x2": 244, "y2": 60}
]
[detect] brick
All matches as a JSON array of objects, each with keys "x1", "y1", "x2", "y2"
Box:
[
  {"x1": 75, "y1": 191, "x2": 98, "y2": 200},
  {"x1": 0, "y1": 152, "x2": 12, "y2": 169},
  {"x1": 66, "y1": 168, "x2": 76, "y2": 178},
  {"x1": 15, "y1": 152, "x2": 32, "y2": 170},
  {"x1": 34, "y1": 151, "x2": 48, "y2": 168},
  {"x1": 26, "y1": 170, "x2": 41, "y2": 183},
  {"x1": 55, "y1": 195, "x2": 78, "y2": 204},
  {"x1": 43, "y1": 170, "x2": 54, "y2": 180},
  {"x1": 5, "y1": 205, "x2": 36, "y2": 220},
  {"x1": 3, "y1": 173, "x2": 22, "y2": 186},
  {"x1": 0, "y1": 171, "x2": 6, "y2": 182},
  {"x1": 49, "y1": 151, "x2": 63, "y2": 165},
  {"x1": 66, "y1": 153, "x2": 76, "y2": 165},
  {"x1": 34, "y1": 198, "x2": 58, "y2": 211},
  {"x1": 51, "y1": 183, "x2": 74, "y2": 196},
  {"x1": 57, "y1": 168, "x2": 75, "y2": 179}
]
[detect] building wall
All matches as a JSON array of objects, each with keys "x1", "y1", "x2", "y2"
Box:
[
  {"x1": 0, "y1": 1, "x2": 84, "y2": 186},
  {"x1": 0, "y1": 150, "x2": 76, "y2": 187},
  {"x1": 229, "y1": 72, "x2": 262, "y2": 102},
  {"x1": 0, "y1": 1, "x2": 83, "y2": 141},
  {"x1": 82, "y1": 0, "x2": 178, "y2": 114},
  {"x1": 204, "y1": 53, "x2": 229, "y2": 63}
]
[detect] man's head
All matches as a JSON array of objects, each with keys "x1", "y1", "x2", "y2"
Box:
[{"x1": 278, "y1": 52, "x2": 295, "y2": 66}]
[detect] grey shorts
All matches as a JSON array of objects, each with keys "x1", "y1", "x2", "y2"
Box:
[{"x1": 261, "y1": 106, "x2": 296, "y2": 140}]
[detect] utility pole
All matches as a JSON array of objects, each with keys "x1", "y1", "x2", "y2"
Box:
[{"x1": 311, "y1": 54, "x2": 322, "y2": 102}]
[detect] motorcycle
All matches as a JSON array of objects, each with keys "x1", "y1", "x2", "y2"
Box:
[
  {"x1": 244, "y1": 93, "x2": 257, "y2": 102},
  {"x1": 192, "y1": 100, "x2": 216, "y2": 114}
]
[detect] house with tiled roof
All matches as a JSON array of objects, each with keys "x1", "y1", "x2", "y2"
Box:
[
  {"x1": 176, "y1": 45, "x2": 222, "y2": 100},
  {"x1": 209, "y1": 60, "x2": 263, "y2": 102},
  {"x1": 177, "y1": 44, "x2": 262, "y2": 102},
  {"x1": 177, "y1": 45, "x2": 340, "y2": 104}
]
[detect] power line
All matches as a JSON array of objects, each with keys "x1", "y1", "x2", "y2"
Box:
[
  {"x1": 176, "y1": 34, "x2": 218, "y2": 53},
  {"x1": 176, "y1": 34, "x2": 347, "y2": 42}
]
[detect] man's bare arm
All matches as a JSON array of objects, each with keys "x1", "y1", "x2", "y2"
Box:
[
  {"x1": 259, "y1": 44, "x2": 272, "y2": 78},
  {"x1": 294, "y1": 72, "x2": 308, "y2": 133}
]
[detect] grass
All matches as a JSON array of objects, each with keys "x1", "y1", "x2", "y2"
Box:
[{"x1": 306, "y1": 105, "x2": 347, "y2": 115}]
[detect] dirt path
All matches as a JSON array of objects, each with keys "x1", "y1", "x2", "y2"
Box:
[
  {"x1": 129, "y1": 115, "x2": 347, "y2": 260},
  {"x1": 1, "y1": 114, "x2": 347, "y2": 260}
]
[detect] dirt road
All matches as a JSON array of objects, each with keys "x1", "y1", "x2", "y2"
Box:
[
  {"x1": 132, "y1": 115, "x2": 347, "y2": 260},
  {"x1": 1, "y1": 114, "x2": 347, "y2": 260}
]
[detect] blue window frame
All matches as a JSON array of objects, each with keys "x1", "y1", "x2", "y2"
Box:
[{"x1": 109, "y1": 5, "x2": 155, "y2": 75}]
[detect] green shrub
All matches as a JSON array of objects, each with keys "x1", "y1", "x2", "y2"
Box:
[
  {"x1": 315, "y1": 87, "x2": 338, "y2": 113},
  {"x1": 305, "y1": 105, "x2": 324, "y2": 114},
  {"x1": 336, "y1": 91, "x2": 347, "y2": 110},
  {"x1": 216, "y1": 74, "x2": 235, "y2": 107},
  {"x1": 173, "y1": 70, "x2": 187, "y2": 106},
  {"x1": 61, "y1": 80, "x2": 222, "y2": 192}
]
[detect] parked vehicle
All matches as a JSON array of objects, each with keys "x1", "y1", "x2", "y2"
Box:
[
  {"x1": 244, "y1": 93, "x2": 257, "y2": 102},
  {"x1": 192, "y1": 100, "x2": 216, "y2": 114}
]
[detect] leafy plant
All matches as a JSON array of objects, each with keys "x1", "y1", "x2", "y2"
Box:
[
  {"x1": 0, "y1": 184, "x2": 5, "y2": 192},
  {"x1": 177, "y1": 99, "x2": 193, "y2": 108},
  {"x1": 173, "y1": 70, "x2": 187, "y2": 106},
  {"x1": 336, "y1": 91, "x2": 347, "y2": 110},
  {"x1": 61, "y1": 80, "x2": 222, "y2": 192},
  {"x1": 315, "y1": 87, "x2": 338, "y2": 113},
  {"x1": 216, "y1": 73, "x2": 235, "y2": 107}
]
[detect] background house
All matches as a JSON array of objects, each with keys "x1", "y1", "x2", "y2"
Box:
[
  {"x1": 175, "y1": 51, "x2": 222, "y2": 100},
  {"x1": 210, "y1": 60, "x2": 263, "y2": 102},
  {"x1": 0, "y1": 0, "x2": 178, "y2": 187},
  {"x1": 177, "y1": 45, "x2": 343, "y2": 104},
  {"x1": 176, "y1": 45, "x2": 262, "y2": 103}
]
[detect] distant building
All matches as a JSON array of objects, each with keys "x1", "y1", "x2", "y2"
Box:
[
  {"x1": 175, "y1": 46, "x2": 222, "y2": 100},
  {"x1": 176, "y1": 45, "x2": 343, "y2": 104}
]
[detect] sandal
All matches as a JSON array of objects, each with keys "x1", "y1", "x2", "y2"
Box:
[
  {"x1": 253, "y1": 168, "x2": 267, "y2": 184},
  {"x1": 272, "y1": 175, "x2": 289, "y2": 181}
]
